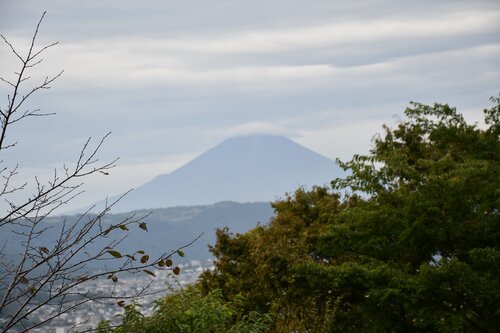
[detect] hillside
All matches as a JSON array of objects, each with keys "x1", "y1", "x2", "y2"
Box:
[{"x1": 0, "y1": 201, "x2": 275, "y2": 268}]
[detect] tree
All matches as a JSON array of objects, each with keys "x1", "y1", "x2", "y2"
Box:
[
  {"x1": 0, "y1": 12, "x2": 188, "y2": 332},
  {"x1": 199, "y1": 188, "x2": 342, "y2": 332},
  {"x1": 96, "y1": 286, "x2": 273, "y2": 333},
  {"x1": 200, "y1": 96, "x2": 500, "y2": 332}
]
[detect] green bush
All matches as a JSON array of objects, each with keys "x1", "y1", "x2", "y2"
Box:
[{"x1": 96, "y1": 286, "x2": 272, "y2": 333}]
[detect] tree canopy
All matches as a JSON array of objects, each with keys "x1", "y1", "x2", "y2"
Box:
[{"x1": 198, "y1": 97, "x2": 500, "y2": 332}]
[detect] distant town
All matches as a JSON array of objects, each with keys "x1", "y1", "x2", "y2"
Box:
[{"x1": 27, "y1": 260, "x2": 212, "y2": 333}]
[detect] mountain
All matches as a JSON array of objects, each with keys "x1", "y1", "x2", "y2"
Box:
[
  {"x1": 104, "y1": 134, "x2": 342, "y2": 213},
  {"x1": 1, "y1": 202, "x2": 275, "y2": 268},
  {"x1": 110, "y1": 201, "x2": 275, "y2": 262},
  {"x1": 2, "y1": 136, "x2": 343, "y2": 270}
]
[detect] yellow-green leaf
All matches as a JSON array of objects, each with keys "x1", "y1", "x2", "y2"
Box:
[
  {"x1": 107, "y1": 250, "x2": 122, "y2": 258},
  {"x1": 103, "y1": 227, "x2": 114, "y2": 235}
]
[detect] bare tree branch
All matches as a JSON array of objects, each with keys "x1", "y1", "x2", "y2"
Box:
[{"x1": 0, "y1": 12, "x2": 196, "y2": 333}]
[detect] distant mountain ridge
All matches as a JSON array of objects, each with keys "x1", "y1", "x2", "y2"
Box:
[
  {"x1": 99, "y1": 134, "x2": 343, "y2": 213},
  {"x1": 1, "y1": 202, "x2": 275, "y2": 267}
]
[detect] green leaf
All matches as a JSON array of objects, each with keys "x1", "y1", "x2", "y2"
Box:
[
  {"x1": 119, "y1": 224, "x2": 129, "y2": 231},
  {"x1": 177, "y1": 250, "x2": 185, "y2": 257},
  {"x1": 136, "y1": 250, "x2": 145, "y2": 254},
  {"x1": 139, "y1": 222, "x2": 148, "y2": 231},
  {"x1": 107, "y1": 250, "x2": 123, "y2": 258}
]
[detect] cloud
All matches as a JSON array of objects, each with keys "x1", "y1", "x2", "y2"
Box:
[
  {"x1": 1, "y1": 0, "x2": 498, "y2": 209},
  {"x1": 32, "y1": 42, "x2": 497, "y2": 96},
  {"x1": 147, "y1": 9, "x2": 500, "y2": 54},
  {"x1": 224, "y1": 122, "x2": 300, "y2": 138},
  {"x1": 296, "y1": 120, "x2": 386, "y2": 161},
  {"x1": 4, "y1": 5, "x2": 498, "y2": 92}
]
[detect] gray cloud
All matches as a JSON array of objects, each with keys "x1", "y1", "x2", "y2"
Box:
[{"x1": 0, "y1": 0, "x2": 499, "y2": 210}]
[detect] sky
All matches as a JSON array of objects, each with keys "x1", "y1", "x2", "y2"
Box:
[{"x1": 0, "y1": 0, "x2": 499, "y2": 212}]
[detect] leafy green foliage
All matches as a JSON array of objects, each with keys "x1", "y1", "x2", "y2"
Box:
[
  {"x1": 96, "y1": 287, "x2": 272, "y2": 333},
  {"x1": 199, "y1": 96, "x2": 500, "y2": 332}
]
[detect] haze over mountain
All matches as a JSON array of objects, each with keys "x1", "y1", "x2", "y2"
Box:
[{"x1": 98, "y1": 134, "x2": 343, "y2": 213}]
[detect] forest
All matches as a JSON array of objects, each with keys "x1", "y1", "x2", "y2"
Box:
[{"x1": 97, "y1": 97, "x2": 500, "y2": 332}]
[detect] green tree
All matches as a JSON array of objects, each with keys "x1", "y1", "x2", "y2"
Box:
[
  {"x1": 199, "y1": 187, "x2": 341, "y2": 332},
  {"x1": 97, "y1": 286, "x2": 272, "y2": 333},
  {"x1": 200, "y1": 96, "x2": 500, "y2": 332}
]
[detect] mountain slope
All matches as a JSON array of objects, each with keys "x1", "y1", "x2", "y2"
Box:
[
  {"x1": 1, "y1": 202, "x2": 275, "y2": 268},
  {"x1": 108, "y1": 135, "x2": 342, "y2": 213}
]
